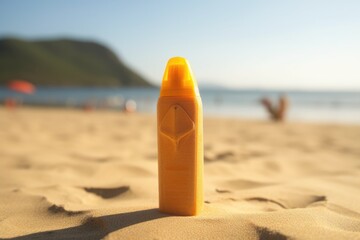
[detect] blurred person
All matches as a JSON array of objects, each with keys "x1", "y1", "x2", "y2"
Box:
[{"x1": 261, "y1": 94, "x2": 289, "y2": 121}]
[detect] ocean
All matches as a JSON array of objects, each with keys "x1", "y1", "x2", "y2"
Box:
[{"x1": 0, "y1": 87, "x2": 359, "y2": 124}]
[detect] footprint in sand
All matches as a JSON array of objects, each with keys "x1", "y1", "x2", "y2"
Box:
[
  {"x1": 48, "y1": 204, "x2": 87, "y2": 216},
  {"x1": 83, "y1": 186, "x2": 130, "y2": 199},
  {"x1": 215, "y1": 188, "x2": 232, "y2": 194},
  {"x1": 216, "y1": 151, "x2": 235, "y2": 160},
  {"x1": 205, "y1": 151, "x2": 235, "y2": 163},
  {"x1": 38, "y1": 197, "x2": 88, "y2": 217}
]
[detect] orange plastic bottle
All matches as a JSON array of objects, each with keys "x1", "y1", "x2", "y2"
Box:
[{"x1": 157, "y1": 57, "x2": 204, "y2": 216}]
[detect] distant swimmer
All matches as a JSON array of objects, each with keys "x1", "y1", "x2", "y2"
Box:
[{"x1": 261, "y1": 94, "x2": 289, "y2": 122}]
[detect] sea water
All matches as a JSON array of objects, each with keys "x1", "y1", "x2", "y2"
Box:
[{"x1": 0, "y1": 87, "x2": 359, "y2": 124}]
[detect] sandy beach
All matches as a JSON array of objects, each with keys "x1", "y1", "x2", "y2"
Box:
[{"x1": 0, "y1": 107, "x2": 359, "y2": 239}]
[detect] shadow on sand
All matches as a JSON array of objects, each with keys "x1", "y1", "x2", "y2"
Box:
[{"x1": 5, "y1": 208, "x2": 168, "y2": 240}]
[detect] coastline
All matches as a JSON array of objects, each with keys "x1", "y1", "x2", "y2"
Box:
[{"x1": 1, "y1": 87, "x2": 360, "y2": 124}]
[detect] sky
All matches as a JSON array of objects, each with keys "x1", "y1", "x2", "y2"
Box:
[{"x1": 0, "y1": 0, "x2": 360, "y2": 90}]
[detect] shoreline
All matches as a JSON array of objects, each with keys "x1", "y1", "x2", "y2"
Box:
[
  {"x1": 1, "y1": 105, "x2": 359, "y2": 126},
  {"x1": 1, "y1": 87, "x2": 360, "y2": 124}
]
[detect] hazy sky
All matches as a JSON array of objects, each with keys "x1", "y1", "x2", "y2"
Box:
[{"x1": 1, "y1": 0, "x2": 359, "y2": 90}]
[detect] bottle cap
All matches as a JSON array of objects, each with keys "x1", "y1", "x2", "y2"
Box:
[{"x1": 160, "y1": 57, "x2": 199, "y2": 97}]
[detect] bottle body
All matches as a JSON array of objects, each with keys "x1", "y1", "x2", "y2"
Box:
[{"x1": 157, "y1": 95, "x2": 203, "y2": 216}]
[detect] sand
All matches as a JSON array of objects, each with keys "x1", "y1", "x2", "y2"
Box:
[{"x1": 0, "y1": 107, "x2": 359, "y2": 239}]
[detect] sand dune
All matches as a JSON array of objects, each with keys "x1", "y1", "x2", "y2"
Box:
[{"x1": 0, "y1": 107, "x2": 359, "y2": 239}]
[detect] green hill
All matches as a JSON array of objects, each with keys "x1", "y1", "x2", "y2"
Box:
[{"x1": 0, "y1": 37, "x2": 153, "y2": 87}]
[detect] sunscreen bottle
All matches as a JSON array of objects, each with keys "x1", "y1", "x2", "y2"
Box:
[{"x1": 157, "y1": 57, "x2": 204, "y2": 216}]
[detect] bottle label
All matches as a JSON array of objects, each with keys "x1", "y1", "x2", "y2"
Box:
[{"x1": 160, "y1": 104, "x2": 195, "y2": 170}]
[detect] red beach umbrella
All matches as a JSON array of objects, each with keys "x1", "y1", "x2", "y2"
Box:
[{"x1": 8, "y1": 80, "x2": 35, "y2": 94}]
